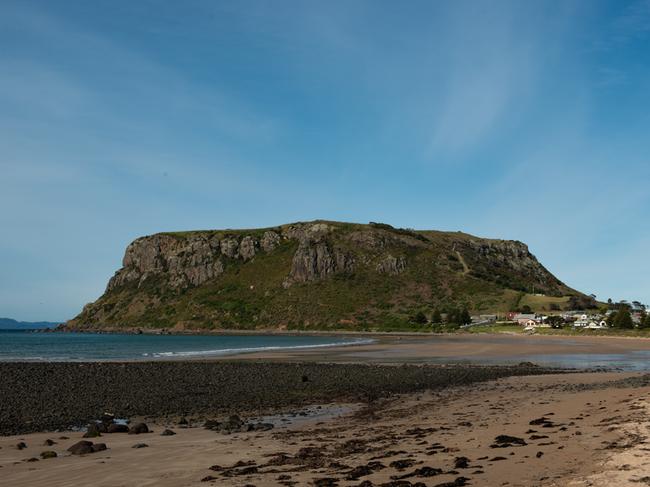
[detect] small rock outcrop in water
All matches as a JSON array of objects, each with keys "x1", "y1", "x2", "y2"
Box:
[{"x1": 64, "y1": 220, "x2": 581, "y2": 331}]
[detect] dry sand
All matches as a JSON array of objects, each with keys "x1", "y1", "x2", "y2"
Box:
[{"x1": 2, "y1": 371, "x2": 650, "y2": 486}]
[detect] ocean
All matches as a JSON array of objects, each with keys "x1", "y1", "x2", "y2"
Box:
[{"x1": 0, "y1": 330, "x2": 372, "y2": 361}]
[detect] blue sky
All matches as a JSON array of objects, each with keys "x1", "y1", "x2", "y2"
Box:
[{"x1": 2, "y1": 0, "x2": 650, "y2": 321}]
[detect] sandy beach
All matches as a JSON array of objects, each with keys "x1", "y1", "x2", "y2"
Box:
[
  {"x1": 2, "y1": 371, "x2": 650, "y2": 486},
  {"x1": 3, "y1": 334, "x2": 650, "y2": 486}
]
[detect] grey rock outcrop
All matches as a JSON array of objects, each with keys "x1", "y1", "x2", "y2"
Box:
[
  {"x1": 239, "y1": 236, "x2": 257, "y2": 261},
  {"x1": 261, "y1": 231, "x2": 281, "y2": 252},
  {"x1": 106, "y1": 232, "x2": 276, "y2": 292},
  {"x1": 286, "y1": 240, "x2": 354, "y2": 286},
  {"x1": 107, "y1": 234, "x2": 226, "y2": 291},
  {"x1": 461, "y1": 239, "x2": 561, "y2": 287},
  {"x1": 376, "y1": 255, "x2": 407, "y2": 275},
  {"x1": 220, "y1": 238, "x2": 239, "y2": 259}
]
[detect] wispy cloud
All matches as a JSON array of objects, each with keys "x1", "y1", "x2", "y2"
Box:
[{"x1": 427, "y1": 4, "x2": 539, "y2": 154}]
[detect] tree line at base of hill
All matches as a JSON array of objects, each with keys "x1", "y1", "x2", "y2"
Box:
[
  {"x1": 411, "y1": 307, "x2": 471, "y2": 327},
  {"x1": 607, "y1": 305, "x2": 650, "y2": 329}
]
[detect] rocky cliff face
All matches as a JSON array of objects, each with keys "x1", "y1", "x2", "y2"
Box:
[
  {"x1": 105, "y1": 223, "x2": 359, "y2": 294},
  {"x1": 67, "y1": 221, "x2": 579, "y2": 330},
  {"x1": 107, "y1": 230, "x2": 282, "y2": 292}
]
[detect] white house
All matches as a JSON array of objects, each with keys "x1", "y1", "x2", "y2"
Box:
[
  {"x1": 573, "y1": 314, "x2": 590, "y2": 328},
  {"x1": 586, "y1": 321, "x2": 608, "y2": 330},
  {"x1": 523, "y1": 319, "x2": 551, "y2": 331},
  {"x1": 515, "y1": 313, "x2": 537, "y2": 326}
]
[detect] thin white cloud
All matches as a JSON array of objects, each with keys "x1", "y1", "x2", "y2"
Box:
[{"x1": 428, "y1": 4, "x2": 537, "y2": 154}]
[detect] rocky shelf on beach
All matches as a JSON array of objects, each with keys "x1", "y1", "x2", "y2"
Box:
[{"x1": 0, "y1": 361, "x2": 560, "y2": 436}]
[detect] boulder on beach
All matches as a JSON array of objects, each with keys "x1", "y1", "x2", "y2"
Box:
[
  {"x1": 107, "y1": 423, "x2": 129, "y2": 433},
  {"x1": 92, "y1": 443, "x2": 107, "y2": 452},
  {"x1": 67, "y1": 441, "x2": 94, "y2": 455},
  {"x1": 491, "y1": 435, "x2": 527, "y2": 448},
  {"x1": 40, "y1": 451, "x2": 57, "y2": 459},
  {"x1": 101, "y1": 413, "x2": 115, "y2": 423},
  {"x1": 204, "y1": 415, "x2": 274, "y2": 434},
  {"x1": 67, "y1": 441, "x2": 107, "y2": 455},
  {"x1": 83, "y1": 423, "x2": 102, "y2": 438},
  {"x1": 128, "y1": 423, "x2": 149, "y2": 435},
  {"x1": 160, "y1": 429, "x2": 176, "y2": 436},
  {"x1": 205, "y1": 415, "x2": 245, "y2": 434}
]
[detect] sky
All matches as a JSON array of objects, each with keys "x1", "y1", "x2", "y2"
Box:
[{"x1": 1, "y1": 0, "x2": 650, "y2": 321}]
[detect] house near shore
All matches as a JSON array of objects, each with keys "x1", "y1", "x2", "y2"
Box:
[
  {"x1": 513, "y1": 313, "x2": 537, "y2": 326},
  {"x1": 573, "y1": 318, "x2": 608, "y2": 329},
  {"x1": 523, "y1": 319, "x2": 537, "y2": 330},
  {"x1": 587, "y1": 321, "x2": 608, "y2": 329},
  {"x1": 523, "y1": 319, "x2": 551, "y2": 331},
  {"x1": 573, "y1": 314, "x2": 590, "y2": 327}
]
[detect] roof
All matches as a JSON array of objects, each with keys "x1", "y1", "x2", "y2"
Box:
[{"x1": 514, "y1": 314, "x2": 536, "y2": 320}]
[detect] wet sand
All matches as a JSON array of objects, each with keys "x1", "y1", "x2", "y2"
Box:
[
  {"x1": 2, "y1": 372, "x2": 650, "y2": 486},
  {"x1": 224, "y1": 332, "x2": 650, "y2": 365}
]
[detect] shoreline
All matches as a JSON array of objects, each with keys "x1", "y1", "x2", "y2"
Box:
[
  {"x1": 7, "y1": 332, "x2": 650, "y2": 366},
  {"x1": 51, "y1": 324, "x2": 650, "y2": 337}
]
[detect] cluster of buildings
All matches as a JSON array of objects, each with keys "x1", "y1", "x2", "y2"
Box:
[
  {"x1": 506, "y1": 312, "x2": 608, "y2": 331},
  {"x1": 506, "y1": 307, "x2": 647, "y2": 331},
  {"x1": 568, "y1": 313, "x2": 608, "y2": 330},
  {"x1": 468, "y1": 301, "x2": 648, "y2": 331},
  {"x1": 508, "y1": 313, "x2": 555, "y2": 331}
]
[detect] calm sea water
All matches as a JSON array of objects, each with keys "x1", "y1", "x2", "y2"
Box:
[
  {"x1": 3, "y1": 331, "x2": 650, "y2": 369},
  {"x1": 0, "y1": 331, "x2": 373, "y2": 361}
]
